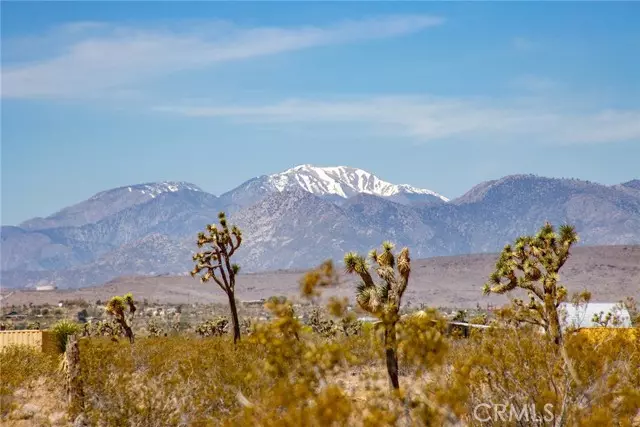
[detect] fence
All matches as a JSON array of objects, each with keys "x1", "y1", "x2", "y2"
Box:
[{"x1": 0, "y1": 330, "x2": 58, "y2": 354}]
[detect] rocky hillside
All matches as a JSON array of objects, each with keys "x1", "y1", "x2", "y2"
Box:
[{"x1": 1, "y1": 167, "x2": 639, "y2": 289}]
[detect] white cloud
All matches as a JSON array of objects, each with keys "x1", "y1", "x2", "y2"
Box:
[
  {"x1": 154, "y1": 96, "x2": 640, "y2": 145},
  {"x1": 1, "y1": 15, "x2": 443, "y2": 99}
]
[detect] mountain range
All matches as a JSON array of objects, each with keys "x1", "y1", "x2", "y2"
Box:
[{"x1": 2, "y1": 164, "x2": 639, "y2": 289}]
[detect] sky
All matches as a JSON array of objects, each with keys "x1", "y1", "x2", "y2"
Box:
[{"x1": 1, "y1": 1, "x2": 639, "y2": 225}]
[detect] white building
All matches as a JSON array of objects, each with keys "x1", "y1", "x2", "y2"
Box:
[{"x1": 558, "y1": 302, "x2": 632, "y2": 330}]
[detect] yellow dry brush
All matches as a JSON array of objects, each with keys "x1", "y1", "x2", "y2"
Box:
[{"x1": 1, "y1": 226, "x2": 639, "y2": 426}]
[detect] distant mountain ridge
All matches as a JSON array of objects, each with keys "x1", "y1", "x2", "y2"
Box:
[
  {"x1": 19, "y1": 181, "x2": 206, "y2": 230},
  {"x1": 621, "y1": 179, "x2": 640, "y2": 190},
  {"x1": 2, "y1": 166, "x2": 639, "y2": 289}
]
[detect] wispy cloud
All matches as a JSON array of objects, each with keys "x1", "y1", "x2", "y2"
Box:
[
  {"x1": 154, "y1": 96, "x2": 640, "y2": 145},
  {"x1": 1, "y1": 15, "x2": 443, "y2": 99}
]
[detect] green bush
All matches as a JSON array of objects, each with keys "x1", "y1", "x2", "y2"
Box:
[{"x1": 51, "y1": 319, "x2": 82, "y2": 352}]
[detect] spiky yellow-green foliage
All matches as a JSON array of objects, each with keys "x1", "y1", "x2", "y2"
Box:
[
  {"x1": 52, "y1": 319, "x2": 82, "y2": 353},
  {"x1": 191, "y1": 212, "x2": 243, "y2": 344},
  {"x1": 105, "y1": 293, "x2": 137, "y2": 343},
  {"x1": 591, "y1": 306, "x2": 627, "y2": 327},
  {"x1": 482, "y1": 222, "x2": 590, "y2": 391},
  {"x1": 483, "y1": 222, "x2": 578, "y2": 344},
  {"x1": 343, "y1": 242, "x2": 411, "y2": 389},
  {"x1": 344, "y1": 242, "x2": 410, "y2": 322}
]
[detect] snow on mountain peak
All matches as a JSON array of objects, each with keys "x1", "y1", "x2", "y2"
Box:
[
  {"x1": 90, "y1": 181, "x2": 203, "y2": 201},
  {"x1": 267, "y1": 164, "x2": 449, "y2": 201},
  {"x1": 130, "y1": 181, "x2": 203, "y2": 199}
]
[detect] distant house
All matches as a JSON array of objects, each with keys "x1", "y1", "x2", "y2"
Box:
[
  {"x1": 559, "y1": 303, "x2": 632, "y2": 330},
  {"x1": 36, "y1": 285, "x2": 57, "y2": 291}
]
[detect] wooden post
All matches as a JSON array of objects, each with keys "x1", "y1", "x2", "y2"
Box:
[{"x1": 65, "y1": 335, "x2": 85, "y2": 420}]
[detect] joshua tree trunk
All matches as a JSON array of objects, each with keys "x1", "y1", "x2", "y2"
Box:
[
  {"x1": 227, "y1": 291, "x2": 241, "y2": 344},
  {"x1": 545, "y1": 297, "x2": 582, "y2": 388},
  {"x1": 123, "y1": 324, "x2": 135, "y2": 344},
  {"x1": 384, "y1": 322, "x2": 400, "y2": 390},
  {"x1": 545, "y1": 291, "x2": 562, "y2": 346}
]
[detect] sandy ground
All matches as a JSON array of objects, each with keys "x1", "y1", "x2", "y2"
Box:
[{"x1": 2, "y1": 246, "x2": 639, "y2": 309}]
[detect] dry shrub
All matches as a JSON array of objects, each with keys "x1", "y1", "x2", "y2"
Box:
[
  {"x1": 427, "y1": 326, "x2": 640, "y2": 426},
  {"x1": 3, "y1": 274, "x2": 638, "y2": 427},
  {"x1": 0, "y1": 345, "x2": 59, "y2": 418},
  {"x1": 223, "y1": 298, "x2": 358, "y2": 426},
  {"x1": 78, "y1": 336, "x2": 263, "y2": 426},
  {"x1": 0, "y1": 345, "x2": 58, "y2": 396},
  {"x1": 222, "y1": 296, "x2": 451, "y2": 427},
  {"x1": 3, "y1": 317, "x2": 638, "y2": 426}
]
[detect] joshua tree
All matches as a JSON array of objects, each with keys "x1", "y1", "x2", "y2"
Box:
[
  {"x1": 344, "y1": 241, "x2": 411, "y2": 390},
  {"x1": 483, "y1": 222, "x2": 579, "y2": 344},
  {"x1": 483, "y1": 222, "x2": 585, "y2": 387},
  {"x1": 191, "y1": 212, "x2": 243, "y2": 344},
  {"x1": 105, "y1": 293, "x2": 137, "y2": 343},
  {"x1": 195, "y1": 317, "x2": 229, "y2": 337}
]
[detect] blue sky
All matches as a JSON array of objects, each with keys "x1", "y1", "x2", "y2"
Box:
[{"x1": 2, "y1": 2, "x2": 639, "y2": 225}]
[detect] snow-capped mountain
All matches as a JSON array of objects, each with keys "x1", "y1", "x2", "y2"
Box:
[
  {"x1": 2, "y1": 169, "x2": 639, "y2": 289},
  {"x1": 219, "y1": 164, "x2": 448, "y2": 210}
]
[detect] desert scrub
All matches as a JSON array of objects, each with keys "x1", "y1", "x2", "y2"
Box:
[
  {"x1": 423, "y1": 325, "x2": 640, "y2": 426},
  {"x1": 78, "y1": 336, "x2": 265, "y2": 426},
  {"x1": 396, "y1": 309, "x2": 448, "y2": 375},
  {"x1": 228, "y1": 297, "x2": 359, "y2": 427},
  {"x1": 145, "y1": 318, "x2": 165, "y2": 337},
  {"x1": 0, "y1": 345, "x2": 58, "y2": 417},
  {"x1": 195, "y1": 316, "x2": 229, "y2": 337}
]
